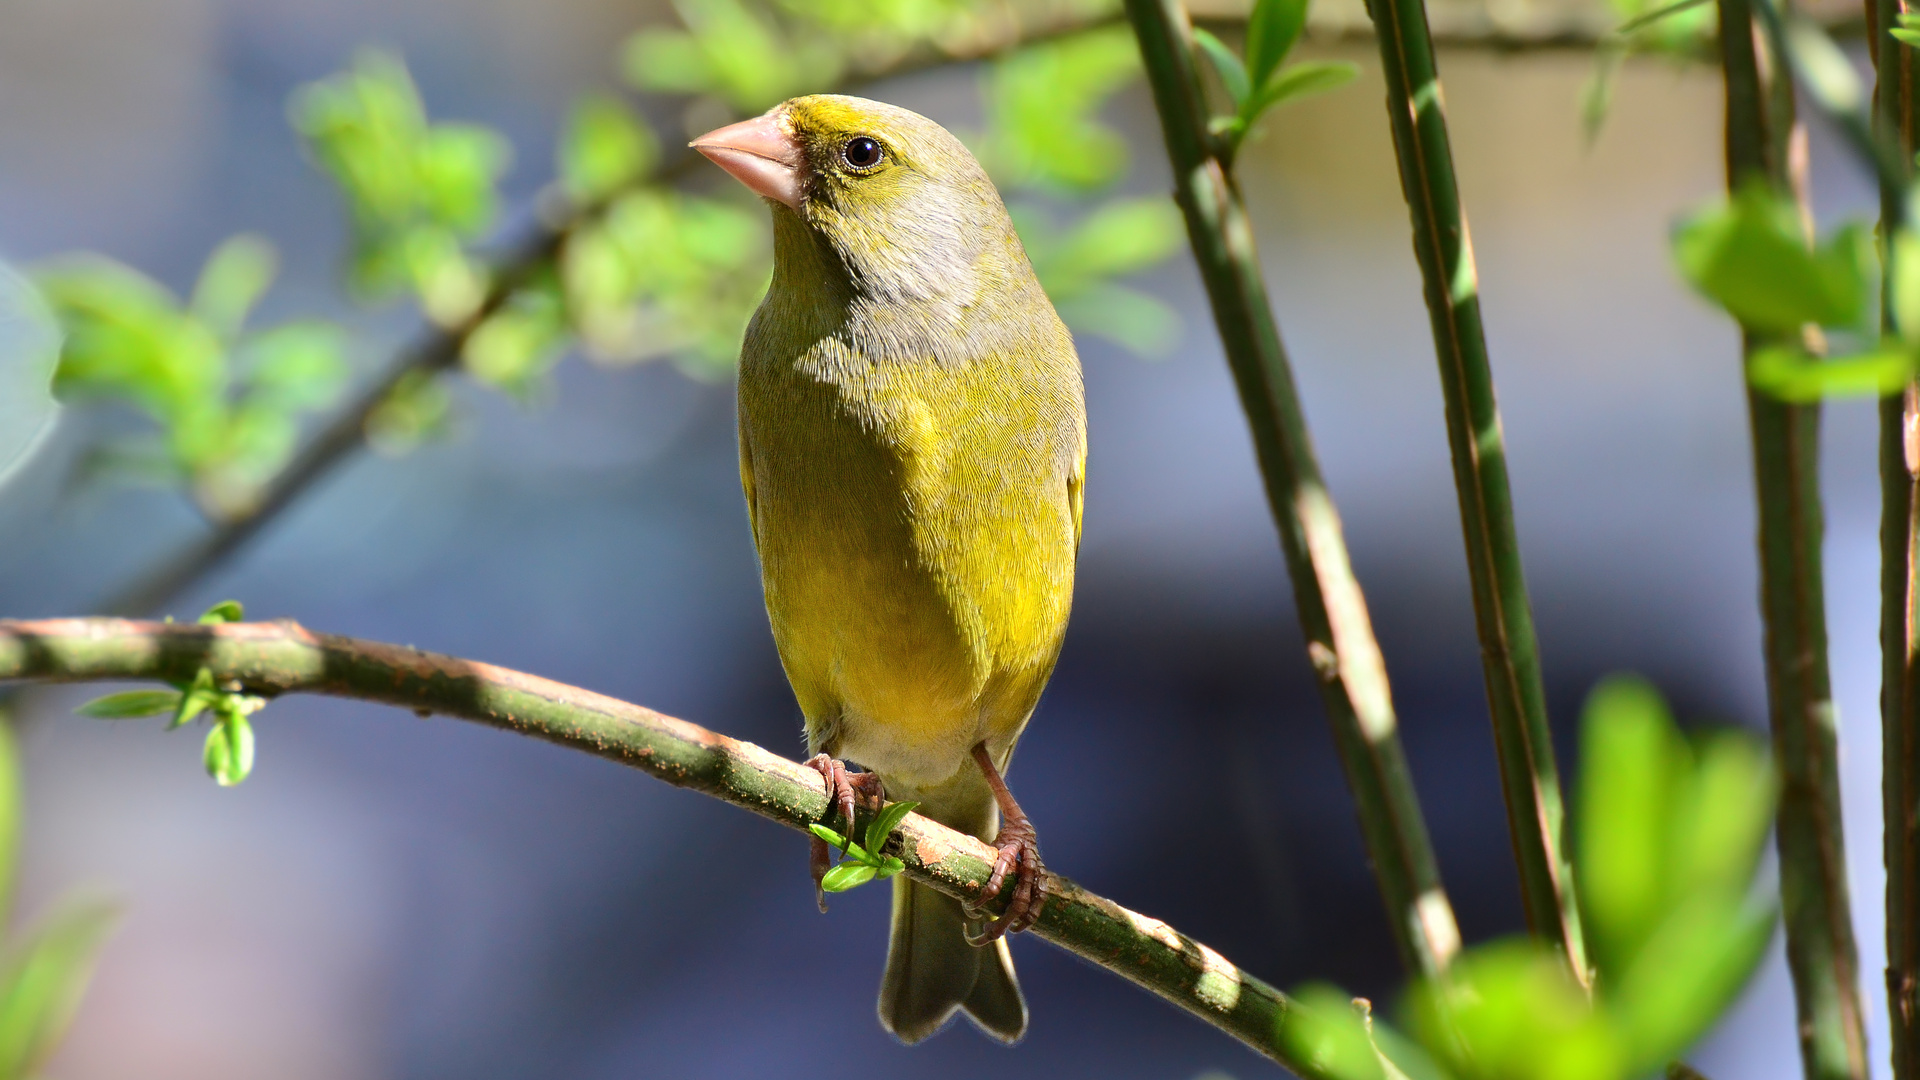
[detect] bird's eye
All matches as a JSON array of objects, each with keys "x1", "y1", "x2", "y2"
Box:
[{"x1": 842, "y1": 136, "x2": 884, "y2": 170}]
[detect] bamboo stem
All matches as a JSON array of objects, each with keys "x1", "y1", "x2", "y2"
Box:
[
  {"x1": 1717, "y1": 2, "x2": 1869, "y2": 1076},
  {"x1": 1868, "y1": 0, "x2": 1920, "y2": 1069},
  {"x1": 1123, "y1": 0, "x2": 1461, "y2": 981},
  {"x1": 0, "y1": 617, "x2": 1315, "y2": 1070},
  {"x1": 1361, "y1": 0, "x2": 1588, "y2": 983}
]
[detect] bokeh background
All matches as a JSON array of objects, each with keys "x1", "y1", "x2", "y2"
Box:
[{"x1": 0, "y1": 1, "x2": 1893, "y2": 1077}]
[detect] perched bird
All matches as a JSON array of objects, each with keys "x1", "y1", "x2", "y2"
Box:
[{"x1": 693, "y1": 95, "x2": 1086, "y2": 1045}]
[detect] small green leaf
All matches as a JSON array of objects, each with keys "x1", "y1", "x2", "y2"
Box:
[
  {"x1": 864, "y1": 800, "x2": 920, "y2": 856},
  {"x1": 75, "y1": 689, "x2": 183, "y2": 719},
  {"x1": 1246, "y1": 0, "x2": 1311, "y2": 88},
  {"x1": 1245, "y1": 60, "x2": 1361, "y2": 123},
  {"x1": 820, "y1": 862, "x2": 880, "y2": 893},
  {"x1": 1894, "y1": 26, "x2": 1920, "y2": 47},
  {"x1": 1784, "y1": 20, "x2": 1863, "y2": 115},
  {"x1": 1275, "y1": 984, "x2": 1387, "y2": 1080},
  {"x1": 0, "y1": 894, "x2": 120, "y2": 1078},
  {"x1": 1747, "y1": 344, "x2": 1915, "y2": 402},
  {"x1": 1610, "y1": 896, "x2": 1776, "y2": 1072},
  {"x1": 1612, "y1": 0, "x2": 1712, "y2": 35},
  {"x1": 203, "y1": 714, "x2": 255, "y2": 787},
  {"x1": 1192, "y1": 28, "x2": 1251, "y2": 107},
  {"x1": 559, "y1": 94, "x2": 659, "y2": 204},
  {"x1": 169, "y1": 667, "x2": 217, "y2": 729},
  {"x1": 876, "y1": 856, "x2": 906, "y2": 879},
  {"x1": 190, "y1": 235, "x2": 277, "y2": 340},
  {"x1": 198, "y1": 599, "x2": 244, "y2": 624},
  {"x1": 809, "y1": 823, "x2": 848, "y2": 851},
  {"x1": 1577, "y1": 674, "x2": 1682, "y2": 978},
  {"x1": 241, "y1": 321, "x2": 348, "y2": 410},
  {"x1": 1406, "y1": 940, "x2": 1624, "y2": 1080},
  {"x1": 1672, "y1": 180, "x2": 1873, "y2": 332},
  {"x1": 1891, "y1": 227, "x2": 1920, "y2": 341}
]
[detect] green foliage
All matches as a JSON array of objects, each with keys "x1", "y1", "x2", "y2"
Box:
[
  {"x1": 1016, "y1": 199, "x2": 1185, "y2": 355},
  {"x1": 1580, "y1": 0, "x2": 1714, "y2": 143},
  {"x1": 37, "y1": 237, "x2": 348, "y2": 518},
  {"x1": 1671, "y1": 178, "x2": 1920, "y2": 400},
  {"x1": 75, "y1": 602, "x2": 268, "y2": 787},
  {"x1": 809, "y1": 800, "x2": 919, "y2": 893},
  {"x1": 1278, "y1": 677, "x2": 1775, "y2": 1080},
  {"x1": 291, "y1": 49, "x2": 512, "y2": 324},
  {"x1": 1189, "y1": 0, "x2": 1359, "y2": 163},
  {"x1": 559, "y1": 95, "x2": 661, "y2": 206},
  {"x1": 1895, "y1": 10, "x2": 1920, "y2": 48}
]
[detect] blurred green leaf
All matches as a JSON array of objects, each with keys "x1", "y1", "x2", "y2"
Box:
[
  {"x1": 1669, "y1": 730, "x2": 1774, "y2": 899},
  {"x1": 464, "y1": 282, "x2": 568, "y2": 395},
  {"x1": 417, "y1": 124, "x2": 513, "y2": 235},
  {"x1": 1896, "y1": 12, "x2": 1920, "y2": 48},
  {"x1": 241, "y1": 321, "x2": 348, "y2": 410},
  {"x1": 1747, "y1": 344, "x2": 1914, "y2": 401},
  {"x1": 0, "y1": 895, "x2": 120, "y2": 1079},
  {"x1": 198, "y1": 600, "x2": 244, "y2": 624},
  {"x1": 1577, "y1": 674, "x2": 1682, "y2": 976},
  {"x1": 365, "y1": 368, "x2": 453, "y2": 455},
  {"x1": 203, "y1": 713, "x2": 256, "y2": 787},
  {"x1": 1246, "y1": 0, "x2": 1310, "y2": 88},
  {"x1": 169, "y1": 667, "x2": 218, "y2": 730},
  {"x1": 821, "y1": 862, "x2": 879, "y2": 892},
  {"x1": 560, "y1": 95, "x2": 660, "y2": 205},
  {"x1": 0, "y1": 261, "x2": 62, "y2": 492},
  {"x1": 1277, "y1": 985, "x2": 1388, "y2": 1080},
  {"x1": 1193, "y1": 28, "x2": 1251, "y2": 107},
  {"x1": 972, "y1": 26, "x2": 1140, "y2": 192},
  {"x1": 1055, "y1": 284, "x2": 1181, "y2": 356},
  {"x1": 1889, "y1": 225, "x2": 1920, "y2": 341},
  {"x1": 1407, "y1": 940, "x2": 1624, "y2": 1080},
  {"x1": 1247, "y1": 60, "x2": 1360, "y2": 118},
  {"x1": 1673, "y1": 179, "x2": 1873, "y2": 333},
  {"x1": 1609, "y1": 894, "x2": 1775, "y2": 1072},
  {"x1": 75, "y1": 690, "x2": 183, "y2": 719},
  {"x1": 189, "y1": 235, "x2": 277, "y2": 341}
]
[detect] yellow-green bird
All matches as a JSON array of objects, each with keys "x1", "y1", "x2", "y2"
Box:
[{"x1": 694, "y1": 95, "x2": 1085, "y2": 1044}]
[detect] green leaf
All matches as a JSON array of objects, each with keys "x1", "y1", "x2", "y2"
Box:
[
  {"x1": 1245, "y1": 60, "x2": 1360, "y2": 123},
  {"x1": 1609, "y1": 895, "x2": 1775, "y2": 1071},
  {"x1": 1672, "y1": 179, "x2": 1873, "y2": 332},
  {"x1": 169, "y1": 667, "x2": 217, "y2": 730},
  {"x1": 809, "y1": 823, "x2": 849, "y2": 851},
  {"x1": 560, "y1": 94, "x2": 660, "y2": 205},
  {"x1": 198, "y1": 600, "x2": 244, "y2": 624},
  {"x1": 875, "y1": 856, "x2": 906, "y2": 879},
  {"x1": 1406, "y1": 940, "x2": 1624, "y2": 1080},
  {"x1": 972, "y1": 27, "x2": 1141, "y2": 192},
  {"x1": 1276, "y1": 984, "x2": 1388, "y2": 1080},
  {"x1": 462, "y1": 284, "x2": 568, "y2": 395},
  {"x1": 1577, "y1": 674, "x2": 1682, "y2": 978},
  {"x1": 1612, "y1": 0, "x2": 1712, "y2": 35},
  {"x1": 1747, "y1": 344, "x2": 1915, "y2": 402},
  {"x1": 1890, "y1": 226, "x2": 1920, "y2": 341},
  {"x1": 1894, "y1": 26, "x2": 1920, "y2": 47},
  {"x1": 1668, "y1": 729, "x2": 1774, "y2": 899},
  {"x1": 1055, "y1": 284, "x2": 1183, "y2": 357},
  {"x1": 1246, "y1": 0, "x2": 1311, "y2": 88},
  {"x1": 241, "y1": 321, "x2": 348, "y2": 411},
  {"x1": 820, "y1": 862, "x2": 880, "y2": 893},
  {"x1": 864, "y1": 800, "x2": 920, "y2": 856},
  {"x1": 0, "y1": 895, "x2": 120, "y2": 1078},
  {"x1": 416, "y1": 123, "x2": 512, "y2": 235},
  {"x1": 1784, "y1": 19, "x2": 1863, "y2": 116},
  {"x1": 203, "y1": 714, "x2": 255, "y2": 787},
  {"x1": 75, "y1": 689, "x2": 183, "y2": 719},
  {"x1": 1192, "y1": 28, "x2": 1251, "y2": 108},
  {"x1": 190, "y1": 235, "x2": 277, "y2": 340}
]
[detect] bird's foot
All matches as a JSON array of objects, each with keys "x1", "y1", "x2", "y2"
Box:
[
  {"x1": 963, "y1": 743, "x2": 1047, "y2": 944},
  {"x1": 805, "y1": 754, "x2": 883, "y2": 913}
]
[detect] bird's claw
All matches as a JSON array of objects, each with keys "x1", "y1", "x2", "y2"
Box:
[
  {"x1": 805, "y1": 754, "x2": 883, "y2": 912},
  {"x1": 963, "y1": 815, "x2": 1046, "y2": 944}
]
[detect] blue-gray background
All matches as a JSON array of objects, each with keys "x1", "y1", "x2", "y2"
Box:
[{"x1": 0, "y1": 3, "x2": 1892, "y2": 1077}]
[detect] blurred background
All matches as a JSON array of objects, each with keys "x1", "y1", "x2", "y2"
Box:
[{"x1": 0, "y1": 0, "x2": 1892, "y2": 1076}]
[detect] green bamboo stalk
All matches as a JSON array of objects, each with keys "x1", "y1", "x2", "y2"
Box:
[
  {"x1": 1717, "y1": 2, "x2": 1869, "y2": 1077},
  {"x1": 1361, "y1": 0, "x2": 1587, "y2": 982},
  {"x1": 1123, "y1": 0, "x2": 1461, "y2": 981},
  {"x1": 0, "y1": 617, "x2": 1314, "y2": 1070},
  {"x1": 1868, "y1": 1, "x2": 1920, "y2": 1073},
  {"x1": 1866, "y1": 0, "x2": 1920, "y2": 1073}
]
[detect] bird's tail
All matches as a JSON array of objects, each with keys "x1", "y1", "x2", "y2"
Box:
[{"x1": 878, "y1": 874, "x2": 1026, "y2": 1043}]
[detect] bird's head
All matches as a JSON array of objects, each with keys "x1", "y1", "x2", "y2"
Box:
[{"x1": 693, "y1": 95, "x2": 1026, "y2": 307}]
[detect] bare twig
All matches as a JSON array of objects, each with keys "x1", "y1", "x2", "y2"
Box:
[{"x1": 0, "y1": 617, "x2": 1315, "y2": 1070}]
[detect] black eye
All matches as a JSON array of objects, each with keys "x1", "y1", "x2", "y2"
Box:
[{"x1": 842, "y1": 136, "x2": 884, "y2": 169}]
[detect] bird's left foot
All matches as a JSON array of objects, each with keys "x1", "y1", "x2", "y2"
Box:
[
  {"x1": 963, "y1": 743, "x2": 1048, "y2": 944},
  {"x1": 806, "y1": 754, "x2": 883, "y2": 913}
]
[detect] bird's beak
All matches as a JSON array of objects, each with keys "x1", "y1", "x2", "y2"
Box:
[{"x1": 691, "y1": 113, "x2": 803, "y2": 210}]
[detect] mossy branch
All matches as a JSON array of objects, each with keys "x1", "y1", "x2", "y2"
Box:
[{"x1": 0, "y1": 617, "x2": 1315, "y2": 1070}]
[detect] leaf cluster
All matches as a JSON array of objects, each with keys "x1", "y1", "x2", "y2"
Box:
[
  {"x1": 1673, "y1": 178, "x2": 1919, "y2": 402},
  {"x1": 808, "y1": 799, "x2": 919, "y2": 893},
  {"x1": 37, "y1": 237, "x2": 347, "y2": 519},
  {"x1": 1190, "y1": 0, "x2": 1358, "y2": 167},
  {"x1": 76, "y1": 601, "x2": 267, "y2": 787},
  {"x1": 1276, "y1": 677, "x2": 1776, "y2": 1080}
]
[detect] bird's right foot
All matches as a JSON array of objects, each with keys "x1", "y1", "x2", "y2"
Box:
[{"x1": 805, "y1": 754, "x2": 883, "y2": 912}]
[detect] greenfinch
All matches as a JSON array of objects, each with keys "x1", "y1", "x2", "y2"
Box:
[{"x1": 694, "y1": 95, "x2": 1086, "y2": 1045}]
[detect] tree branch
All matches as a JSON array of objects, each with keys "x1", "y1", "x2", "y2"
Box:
[{"x1": 0, "y1": 617, "x2": 1316, "y2": 1070}]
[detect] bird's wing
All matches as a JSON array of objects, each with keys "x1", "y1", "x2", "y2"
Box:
[{"x1": 738, "y1": 425, "x2": 762, "y2": 551}]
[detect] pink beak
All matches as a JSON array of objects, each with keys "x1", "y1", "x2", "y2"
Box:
[{"x1": 691, "y1": 112, "x2": 803, "y2": 210}]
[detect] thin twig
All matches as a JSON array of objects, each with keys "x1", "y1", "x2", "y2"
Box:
[
  {"x1": 1715, "y1": 1, "x2": 1870, "y2": 1077},
  {"x1": 99, "y1": 3, "x2": 1124, "y2": 618},
  {"x1": 0, "y1": 617, "x2": 1314, "y2": 1070},
  {"x1": 1123, "y1": 0, "x2": 1460, "y2": 980},
  {"x1": 1361, "y1": 0, "x2": 1589, "y2": 985}
]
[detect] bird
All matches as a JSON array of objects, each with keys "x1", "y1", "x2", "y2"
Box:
[{"x1": 693, "y1": 94, "x2": 1086, "y2": 1045}]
